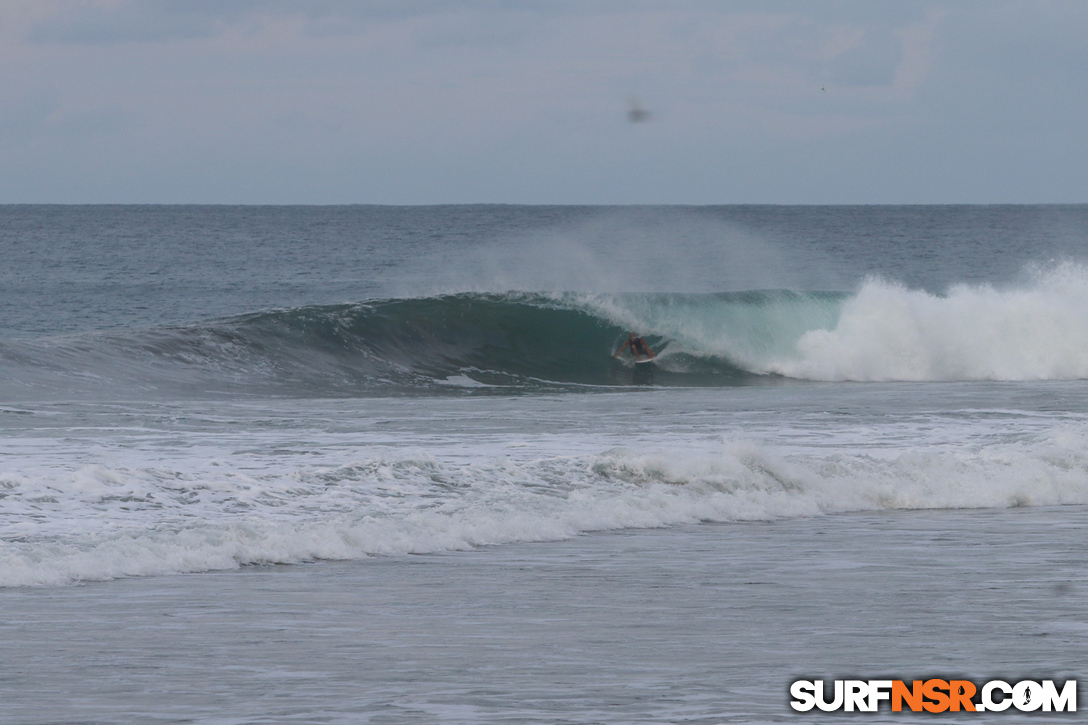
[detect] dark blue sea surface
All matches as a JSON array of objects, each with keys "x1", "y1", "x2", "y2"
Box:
[
  {"x1": 2, "y1": 204, "x2": 1088, "y2": 397},
  {"x1": 3, "y1": 204, "x2": 1086, "y2": 337}
]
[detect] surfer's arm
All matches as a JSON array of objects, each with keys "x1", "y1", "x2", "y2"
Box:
[{"x1": 614, "y1": 339, "x2": 631, "y2": 357}]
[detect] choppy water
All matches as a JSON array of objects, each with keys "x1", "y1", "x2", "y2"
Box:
[{"x1": 1, "y1": 205, "x2": 1086, "y2": 722}]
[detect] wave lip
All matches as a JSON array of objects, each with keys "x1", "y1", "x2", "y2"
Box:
[{"x1": 0, "y1": 292, "x2": 810, "y2": 397}]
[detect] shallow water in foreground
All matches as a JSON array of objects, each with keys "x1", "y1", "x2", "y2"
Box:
[{"x1": 1, "y1": 505, "x2": 1084, "y2": 724}]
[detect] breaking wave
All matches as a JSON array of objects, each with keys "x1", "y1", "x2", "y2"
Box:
[
  {"x1": 3, "y1": 432, "x2": 1088, "y2": 587},
  {"x1": 4, "y1": 263, "x2": 1088, "y2": 397}
]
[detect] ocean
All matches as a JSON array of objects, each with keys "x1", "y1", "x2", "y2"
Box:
[{"x1": 0, "y1": 205, "x2": 1085, "y2": 723}]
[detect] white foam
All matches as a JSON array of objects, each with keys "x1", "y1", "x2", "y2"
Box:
[
  {"x1": 4, "y1": 425, "x2": 1088, "y2": 587},
  {"x1": 575, "y1": 263, "x2": 1088, "y2": 382},
  {"x1": 437, "y1": 374, "x2": 491, "y2": 388},
  {"x1": 776, "y1": 265, "x2": 1088, "y2": 381}
]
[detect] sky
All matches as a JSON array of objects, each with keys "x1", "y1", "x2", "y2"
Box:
[{"x1": 1, "y1": 0, "x2": 1086, "y2": 205}]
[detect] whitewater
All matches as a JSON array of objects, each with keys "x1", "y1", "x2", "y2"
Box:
[{"x1": 0, "y1": 205, "x2": 1085, "y2": 723}]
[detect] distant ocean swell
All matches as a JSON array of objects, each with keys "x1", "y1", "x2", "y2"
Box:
[
  {"x1": 5, "y1": 263, "x2": 1088, "y2": 396},
  {"x1": 3, "y1": 432, "x2": 1088, "y2": 586}
]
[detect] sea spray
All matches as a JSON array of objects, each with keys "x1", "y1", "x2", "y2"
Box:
[{"x1": 777, "y1": 264, "x2": 1088, "y2": 381}]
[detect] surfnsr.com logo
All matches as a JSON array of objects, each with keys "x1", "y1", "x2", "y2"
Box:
[{"x1": 790, "y1": 679, "x2": 1077, "y2": 713}]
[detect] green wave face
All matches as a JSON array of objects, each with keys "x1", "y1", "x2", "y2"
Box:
[
  {"x1": 0, "y1": 291, "x2": 849, "y2": 397},
  {"x1": 571, "y1": 290, "x2": 847, "y2": 374},
  {"x1": 222, "y1": 291, "x2": 848, "y2": 391}
]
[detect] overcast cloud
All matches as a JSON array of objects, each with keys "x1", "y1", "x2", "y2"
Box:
[{"x1": 1, "y1": 0, "x2": 1085, "y2": 203}]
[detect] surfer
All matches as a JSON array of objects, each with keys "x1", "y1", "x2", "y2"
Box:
[{"x1": 615, "y1": 332, "x2": 655, "y2": 362}]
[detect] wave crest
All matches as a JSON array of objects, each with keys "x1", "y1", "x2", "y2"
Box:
[{"x1": 6, "y1": 265, "x2": 1088, "y2": 397}]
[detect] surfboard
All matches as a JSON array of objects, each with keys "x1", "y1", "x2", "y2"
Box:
[
  {"x1": 613, "y1": 354, "x2": 655, "y2": 365},
  {"x1": 612, "y1": 349, "x2": 656, "y2": 364}
]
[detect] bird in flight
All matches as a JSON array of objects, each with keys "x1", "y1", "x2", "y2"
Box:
[{"x1": 627, "y1": 97, "x2": 651, "y2": 123}]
